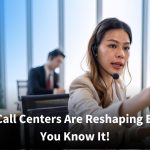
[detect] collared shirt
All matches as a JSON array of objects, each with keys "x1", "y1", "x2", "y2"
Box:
[{"x1": 44, "y1": 64, "x2": 54, "y2": 89}]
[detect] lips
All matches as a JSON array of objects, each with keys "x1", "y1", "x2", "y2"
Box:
[{"x1": 111, "y1": 62, "x2": 124, "y2": 70}]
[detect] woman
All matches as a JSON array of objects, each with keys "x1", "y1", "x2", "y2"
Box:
[{"x1": 68, "y1": 18, "x2": 150, "y2": 148}]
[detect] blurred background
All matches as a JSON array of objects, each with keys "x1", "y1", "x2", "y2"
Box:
[{"x1": 0, "y1": 0, "x2": 150, "y2": 113}]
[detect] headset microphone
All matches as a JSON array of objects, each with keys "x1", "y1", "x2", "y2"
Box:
[{"x1": 112, "y1": 73, "x2": 119, "y2": 80}]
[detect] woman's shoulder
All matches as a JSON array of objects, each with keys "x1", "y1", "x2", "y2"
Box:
[
  {"x1": 69, "y1": 72, "x2": 100, "y2": 105},
  {"x1": 69, "y1": 72, "x2": 93, "y2": 90}
]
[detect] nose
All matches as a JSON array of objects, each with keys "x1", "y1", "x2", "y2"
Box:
[{"x1": 115, "y1": 47, "x2": 125, "y2": 59}]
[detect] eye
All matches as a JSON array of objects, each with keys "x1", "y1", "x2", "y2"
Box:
[
  {"x1": 108, "y1": 44, "x2": 117, "y2": 49},
  {"x1": 124, "y1": 46, "x2": 130, "y2": 51}
]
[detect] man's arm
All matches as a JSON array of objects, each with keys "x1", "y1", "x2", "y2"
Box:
[{"x1": 27, "y1": 68, "x2": 53, "y2": 95}]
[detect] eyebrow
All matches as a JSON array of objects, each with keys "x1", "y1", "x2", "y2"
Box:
[{"x1": 107, "y1": 39, "x2": 130, "y2": 45}]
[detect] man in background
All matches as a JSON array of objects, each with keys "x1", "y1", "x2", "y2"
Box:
[{"x1": 27, "y1": 49, "x2": 65, "y2": 95}]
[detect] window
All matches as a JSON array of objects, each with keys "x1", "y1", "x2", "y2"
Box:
[
  {"x1": 147, "y1": 0, "x2": 150, "y2": 87},
  {"x1": 0, "y1": 0, "x2": 6, "y2": 108},
  {"x1": 5, "y1": 0, "x2": 27, "y2": 111},
  {"x1": 32, "y1": 0, "x2": 59, "y2": 67},
  {"x1": 102, "y1": 0, "x2": 142, "y2": 97},
  {"x1": 64, "y1": 0, "x2": 96, "y2": 91}
]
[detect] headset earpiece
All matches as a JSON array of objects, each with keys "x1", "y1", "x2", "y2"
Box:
[{"x1": 92, "y1": 43, "x2": 97, "y2": 57}]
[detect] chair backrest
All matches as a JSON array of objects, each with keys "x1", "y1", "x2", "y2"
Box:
[
  {"x1": 27, "y1": 106, "x2": 68, "y2": 148},
  {"x1": 21, "y1": 94, "x2": 69, "y2": 149},
  {"x1": 17, "y1": 80, "x2": 28, "y2": 101},
  {"x1": 21, "y1": 94, "x2": 69, "y2": 114}
]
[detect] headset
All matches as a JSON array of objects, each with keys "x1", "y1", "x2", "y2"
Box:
[
  {"x1": 91, "y1": 37, "x2": 119, "y2": 80},
  {"x1": 92, "y1": 43, "x2": 98, "y2": 58}
]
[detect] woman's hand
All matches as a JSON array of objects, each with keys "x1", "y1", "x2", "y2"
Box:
[{"x1": 54, "y1": 88, "x2": 65, "y2": 94}]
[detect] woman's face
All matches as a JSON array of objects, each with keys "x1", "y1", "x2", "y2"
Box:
[{"x1": 97, "y1": 29, "x2": 130, "y2": 76}]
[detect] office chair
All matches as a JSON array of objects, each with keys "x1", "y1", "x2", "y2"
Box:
[
  {"x1": 26, "y1": 106, "x2": 68, "y2": 148},
  {"x1": 16, "y1": 80, "x2": 28, "y2": 111},
  {"x1": 21, "y1": 94, "x2": 69, "y2": 114},
  {"x1": 21, "y1": 94, "x2": 69, "y2": 149}
]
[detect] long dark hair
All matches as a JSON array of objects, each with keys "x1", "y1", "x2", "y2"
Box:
[{"x1": 87, "y1": 18, "x2": 132, "y2": 108}]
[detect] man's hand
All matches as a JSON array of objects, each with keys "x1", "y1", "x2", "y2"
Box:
[{"x1": 54, "y1": 88, "x2": 65, "y2": 94}]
